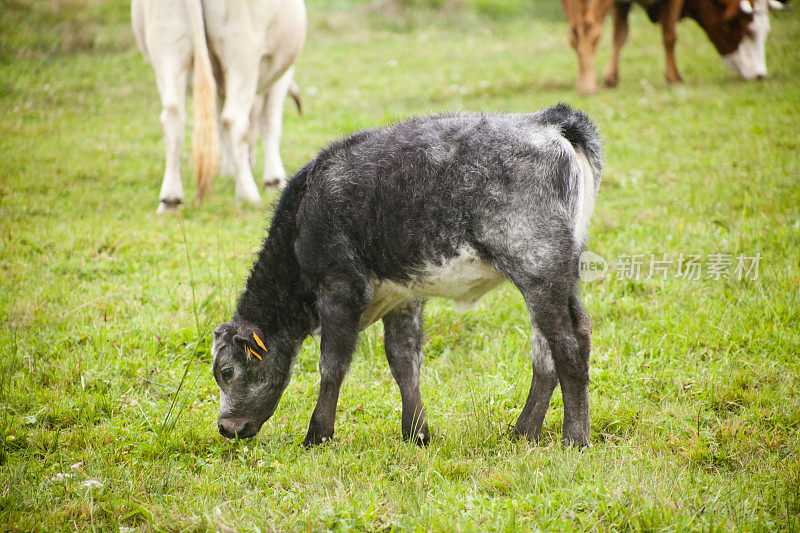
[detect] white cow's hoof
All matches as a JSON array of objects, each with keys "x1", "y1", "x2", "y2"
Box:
[
  {"x1": 235, "y1": 187, "x2": 261, "y2": 205},
  {"x1": 263, "y1": 177, "x2": 286, "y2": 190},
  {"x1": 156, "y1": 200, "x2": 182, "y2": 214}
]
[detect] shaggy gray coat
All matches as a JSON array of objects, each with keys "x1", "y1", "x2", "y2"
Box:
[{"x1": 212, "y1": 103, "x2": 602, "y2": 447}]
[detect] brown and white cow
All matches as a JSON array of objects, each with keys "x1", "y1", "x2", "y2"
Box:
[
  {"x1": 132, "y1": 0, "x2": 306, "y2": 213},
  {"x1": 561, "y1": 0, "x2": 770, "y2": 95}
]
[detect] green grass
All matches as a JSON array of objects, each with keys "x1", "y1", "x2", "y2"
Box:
[{"x1": 1, "y1": 0, "x2": 799, "y2": 530}]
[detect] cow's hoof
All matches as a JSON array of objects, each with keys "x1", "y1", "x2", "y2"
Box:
[
  {"x1": 235, "y1": 188, "x2": 261, "y2": 205},
  {"x1": 302, "y1": 419, "x2": 334, "y2": 448},
  {"x1": 562, "y1": 437, "x2": 590, "y2": 449},
  {"x1": 510, "y1": 425, "x2": 542, "y2": 444},
  {"x1": 561, "y1": 429, "x2": 590, "y2": 449},
  {"x1": 302, "y1": 433, "x2": 333, "y2": 448},
  {"x1": 263, "y1": 177, "x2": 286, "y2": 190},
  {"x1": 602, "y1": 77, "x2": 619, "y2": 88},
  {"x1": 156, "y1": 199, "x2": 182, "y2": 214},
  {"x1": 404, "y1": 426, "x2": 430, "y2": 446},
  {"x1": 665, "y1": 73, "x2": 684, "y2": 84}
]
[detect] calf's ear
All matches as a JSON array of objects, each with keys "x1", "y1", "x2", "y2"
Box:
[{"x1": 232, "y1": 323, "x2": 268, "y2": 361}]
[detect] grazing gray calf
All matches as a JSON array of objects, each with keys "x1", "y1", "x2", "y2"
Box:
[{"x1": 212, "y1": 103, "x2": 602, "y2": 447}]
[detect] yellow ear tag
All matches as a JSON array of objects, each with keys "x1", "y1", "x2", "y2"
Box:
[
  {"x1": 247, "y1": 346, "x2": 262, "y2": 361},
  {"x1": 252, "y1": 332, "x2": 267, "y2": 352}
]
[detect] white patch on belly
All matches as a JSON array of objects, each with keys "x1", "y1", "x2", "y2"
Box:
[{"x1": 359, "y1": 246, "x2": 505, "y2": 329}]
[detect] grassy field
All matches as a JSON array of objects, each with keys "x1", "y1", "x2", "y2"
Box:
[{"x1": 1, "y1": 0, "x2": 799, "y2": 530}]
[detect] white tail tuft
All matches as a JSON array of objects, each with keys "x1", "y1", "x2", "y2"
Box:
[{"x1": 185, "y1": 0, "x2": 219, "y2": 201}]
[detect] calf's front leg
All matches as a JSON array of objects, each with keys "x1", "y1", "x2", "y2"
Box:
[
  {"x1": 303, "y1": 280, "x2": 366, "y2": 447},
  {"x1": 383, "y1": 300, "x2": 430, "y2": 445}
]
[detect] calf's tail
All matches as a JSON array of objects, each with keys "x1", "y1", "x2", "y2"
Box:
[
  {"x1": 539, "y1": 103, "x2": 603, "y2": 249},
  {"x1": 185, "y1": 0, "x2": 219, "y2": 200}
]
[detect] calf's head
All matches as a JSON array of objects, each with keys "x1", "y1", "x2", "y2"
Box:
[
  {"x1": 696, "y1": 0, "x2": 770, "y2": 79},
  {"x1": 212, "y1": 318, "x2": 298, "y2": 439}
]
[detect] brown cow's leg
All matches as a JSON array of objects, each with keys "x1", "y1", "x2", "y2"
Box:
[
  {"x1": 603, "y1": 2, "x2": 631, "y2": 87},
  {"x1": 562, "y1": 0, "x2": 615, "y2": 95},
  {"x1": 662, "y1": 0, "x2": 686, "y2": 83},
  {"x1": 561, "y1": 0, "x2": 589, "y2": 94}
]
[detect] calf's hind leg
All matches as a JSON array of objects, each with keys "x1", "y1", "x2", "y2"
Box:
[
  {"x1": 565, "y1": 291, "x2": 592, "y2": 445},
  {"x1": 382, "y1": 300, "x2": 430, "y2": 445},
  {"x1": 513, "y1": 325, "x2": 559, "y2": 442},
  {"x1": 519, "y1": 283, "x2": 592, "y2": 447}
]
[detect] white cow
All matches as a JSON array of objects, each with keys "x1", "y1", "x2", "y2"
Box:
[{"x1": 132, "y1": 0, "x2": 306, "y2": 213}]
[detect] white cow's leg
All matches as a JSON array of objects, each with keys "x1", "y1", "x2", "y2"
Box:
[
  {"x1": 154, "y1": 60, "x2": 190, "y2": 213},
  {"x1": 219, "y1": 100, "x2": 237, "y2": 179},
  {"x1": 249, "y1": 95, "x2": 264, "y2": 170},
  {"x1": 220, "y1": 69, "x2": 261, "y2": 204},
  {"x1": 261, "y1": 67, "x2": 294, "y2": 189}
]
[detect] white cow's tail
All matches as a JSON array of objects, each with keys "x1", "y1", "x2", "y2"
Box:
[{"x1": 185, "y1": 0, "x2": 219, "y2": 201}]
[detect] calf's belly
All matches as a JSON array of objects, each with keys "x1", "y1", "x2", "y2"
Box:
[{"x1": 359, "y1": 246, "x2": 506, "y2": 329}]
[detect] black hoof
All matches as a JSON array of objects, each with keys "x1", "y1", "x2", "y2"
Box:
[
  {"x1": 403, "y1": 425, "x2": 430, "y2": 446},
  {"x1": 156, "y1": 198, "x2": 182, "y2": 214},
  {"x1": 262, "y1": 178, "x2": 285, "y2": 189},
  {"x1": 302, "y1": 433, "x2": 333, "y2": 448},
  {"x1": 303, "y1": 419, "x2": 333, "y2": 448},
  {"x1": 561, "y1": 433, "x2": 590, "y2": 449}
]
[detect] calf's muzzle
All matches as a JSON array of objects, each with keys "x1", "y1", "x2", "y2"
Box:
[{"x1": 218, "y1": 417, "x2": 257, "y2": 439}]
